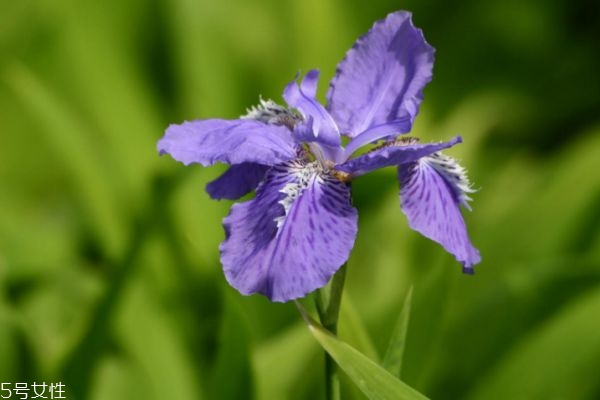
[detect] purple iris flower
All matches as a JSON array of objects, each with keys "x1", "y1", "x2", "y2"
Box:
[{"x1": 157, "y1": 11, "x2": 481, "y2": 302}]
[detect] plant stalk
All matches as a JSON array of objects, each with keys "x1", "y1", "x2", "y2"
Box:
[{"x1": 315, "y1": 263, "x2": 347, "y2": 400}]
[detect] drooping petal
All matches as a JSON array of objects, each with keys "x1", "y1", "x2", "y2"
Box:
[
  {"x1": 157, "y1": 119, "x2": 297, "y2": 167},
  {"x1": 283, "y1": 71, "x2": 341, "y2": 147},
  {"x1": 425, "y1": 151, "x2": 476, "y2": 209},
  {"x1": 399, "y1": 158, "x2": 481, "y2": 272},
  {"x1": 220, "y1": 162, "x2": 358, "y2": 302},
  {"x1": 338, "y1": 136, "x2": 462, "y2": 177},
  {"x1": 206, "y1": 163, "x2": 269, "y2": 200},
  {"x1": 327, "y1": 11, "x2": 435, "y2": 137}
]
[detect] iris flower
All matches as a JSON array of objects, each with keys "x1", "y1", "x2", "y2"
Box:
[{"x1": 157, "y1": 11, "x2": 480, "y2": 302}]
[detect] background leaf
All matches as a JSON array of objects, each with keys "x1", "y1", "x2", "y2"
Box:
[{"x1": 382, "y1": 286, "x2": 413, "y2": 378}]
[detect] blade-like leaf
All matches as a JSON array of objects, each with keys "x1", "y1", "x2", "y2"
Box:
[
  {"x1": 297, "y1": 302, "x2": 429, "y2": 400},
  {"x1": 382, "y1": 286, "x2": 414, "y2": 378},
  {"x1": 339, "y1": 294, "x2": 380, "y2": 362}
]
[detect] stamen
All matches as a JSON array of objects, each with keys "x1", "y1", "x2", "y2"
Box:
[
  {"x1": 372, "y1": 135, "x2": 420, "y2": 150},
  {"x1": 331, "y1": 170, "x2": 352, "y2": 183},
  {"x1": 393, "y1": 136, "x2": 421, "y2": 146},
  {"x1": 324, "y1": 161, "x2": 352, "y2": 183}
]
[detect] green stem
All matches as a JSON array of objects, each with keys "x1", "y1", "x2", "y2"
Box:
[{"x1": 315, "y1": 264, "x2": 347, "y2": 400}]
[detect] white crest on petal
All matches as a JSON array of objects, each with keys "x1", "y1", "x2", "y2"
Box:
[
  {"x1": 241, "y1": 97, "x2": 303, "y2": 129},
  {"x1": 424, "y1": 152, "x2": 476, "y2": 209},
  {"x1": 274, "y1": 161, "x2": 326, "y2": 231}
]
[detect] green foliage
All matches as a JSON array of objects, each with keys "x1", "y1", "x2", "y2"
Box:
[
  {"x1": 1, "y1": 0, "x2": 600, "y2": 399},
  {"x1": 382, "y1": 287, "x2": 413, "y2": 378},
  {"x1": 298, "y1": 302, "x2": 428, "y2": 400}
]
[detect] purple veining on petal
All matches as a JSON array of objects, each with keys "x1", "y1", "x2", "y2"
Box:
[
  {"x1": 327, "y1": 11, "x2": 435, "y2": 138},
  {"x1": 399, "y1": 159, "x2": 481, "y2": 271},
  {"x1": 220, "y1": 162, "x2": 358, "y2": 302},
  {"x1": 338, "y1": 136, "x2": 462, "y2": 177},
  {"x1": 206, "y1": 163, "x2": 270, "y2": 200},
  {"x1": 158, "y1": 119, "x2": 297, "y2": 167}
]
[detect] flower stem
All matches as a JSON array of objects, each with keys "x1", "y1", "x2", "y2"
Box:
[{"x1": 315, "y1": 264, "x2": 347, "y2": 400}]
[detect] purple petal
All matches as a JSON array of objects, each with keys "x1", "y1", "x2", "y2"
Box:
[
  {"x1": 220, "y1": 162, "x2": 358, "y2": 302},
  {"x1": 157, "y1": 119, "x2": 297, "y2": 167},
  {"x1": 299, "y1": 69, "x2": 319, "y2": 98},
  {"x1": 399, "y1": 159, "x2": 481, "y2": 272},
  {"x1": 283, "y1": 71, "x2": 341, "y2": 147},
  {"x1": 338, "y1": 136, "x2": 462, "y2": 177},
  {"x1": 206, "y1": 163, "x2": 269, "y2": 200},
  {"x1": 327, "y1": 11, "x2": 434, "y2": 137},
  {"x1": 292, "y1": 121, "x2": 344, "y2": 164},
  {"x1": 292, "y1": 116, "x2": 318, "y2": 143}
]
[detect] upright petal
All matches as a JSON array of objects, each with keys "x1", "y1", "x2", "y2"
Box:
[
  {"x1": 220, "y1": 162, "x2": 358, "y2": 302},
  {"x1": 338, "y1": 136, "x2": 462, "y2": 177},
  {"x1": 283, "y1": 71, "x2": 341, "y2": 147},
  {"x1": 399, "y1": 158, "x2": 481, "y2": 272},
  {"x1": 157, "y1": 119, "x2": 297, "y2": 167},
  {"x1": 327, "y1": 11, "x2": 434, "y2": 137},
  {"x1": 206, "y1": 163, "x2": 269, "y2": 200}
]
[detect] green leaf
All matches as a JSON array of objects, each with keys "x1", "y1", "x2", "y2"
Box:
[
  {"x1": 297, "y1": 303, "x2": 429, "y2": 400},
  {"x1": 382, "y1": 286, "x2": 413, "y2": 378},
  {"x1": 339, "y1": 294, "x2": 379, "y2": 362}
]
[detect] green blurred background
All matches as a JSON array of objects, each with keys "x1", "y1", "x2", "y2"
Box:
[{"x1": 1, "y1": 0, "x2": 599, "y2": 398}]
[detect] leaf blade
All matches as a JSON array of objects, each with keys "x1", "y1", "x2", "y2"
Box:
[
  {"x1": 382, "y1": 286, "x2": 414, "y2": 378},
  {"x1": 297, "y1": 302, "x2": 429, "y2": 400}
]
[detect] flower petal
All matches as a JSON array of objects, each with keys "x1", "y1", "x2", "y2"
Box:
[
  {"x1": 206, "y1": 163, "x2": 269, "y2": 200},
  {"x1": 399, "y1": 158, "x2": 481, "y2": 272},
  {"x1": 157, "y1": 119, "x2": 297, "y2": 167},
  {"x1": 283, "y1": 71, "x2": 341, "y2": 147},
  {"x1": 338, "y1": 136, "x2": 462, "y2": 177},
  {"x1": 327, "y1": 11, "x2": 434, "y2": 137},
  {"x1": 220, "y1": 162, "x2": 358, "y2": 302}
]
